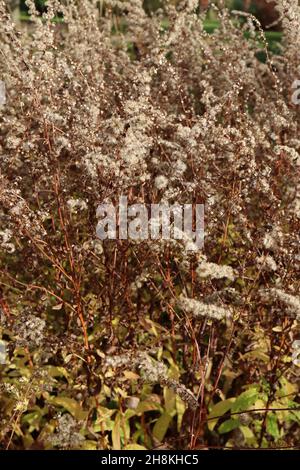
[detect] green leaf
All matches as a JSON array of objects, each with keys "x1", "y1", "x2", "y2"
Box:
[
  {"x1": 231, "y1": 388, "x2": 259, "y2": 413},
  {"x1": 240, "y1": 426, "x2": 257, "y2": 447},
  {"x1": 207, "y1": 398, "x2": 235, "y2": 431},
  {"x1": 49, "y1": 396, "x2": 87, "y2": 420},
  {"x1": 80, "y1": 440, "x2": 97, "y2": 450},
  {"x1": 266, "y1": 413, "x2": 280, "y2": 440},
  {"x1": 152, "y1": 413, "x2": 172, "y2": 442},
  {"x1": 124, "y1": 444, "x2": 147, "y2": 450},
  {"x1": 218, "y1": 418, "x2": 240, "y2": 434},
  {"x1": 135, "y1": 400, "x2": 161, "y2": 414}
]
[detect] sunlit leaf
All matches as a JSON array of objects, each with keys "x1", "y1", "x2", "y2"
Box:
[
  {"x1": 164, "y1": 387, "x2": 176, "y2": 414},
  {"x1": 266, "y1": 413, "x2": 280, "y2": 440},
  {"x1": 218, "y1": 418, "x2": 240, "y2": 434},
  {"x1": 81, "y1": 440, "x2": 97, "y2": 450},
  {"x1": 176, "y1": 396, "x2": 186, "y2": 432},
  {"x1": 152, "y1": 413, "x2": 172, "y2": 442},
  {"x1": 48, "y1": 396, "x2": 87, "y2": 420},
  {"x1": 124, "y1": 444, "x2": 147, "y2": 450},
  {"x1": 112, "y1": 413, "x2": 121, "y2": 450},
  {"x1": 231, "y1": 388, "x2": 259, "y2": 413},
  {"x1": 135, "y1": 400, "x2": 161, "y2": 414}
]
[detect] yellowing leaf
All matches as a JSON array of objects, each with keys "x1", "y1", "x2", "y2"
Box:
[
  {"x1": 49, "y1": 396, "x2": 87, "y2": 420},
  {"x1": 176, "y1": 396, "x2": 186, "y2": 432},
  {"x1": 242, "y1": 347, "x2": 270, "y2": 362},
  {"x1": 231, "y1": 388, "x2": 259, "y2": 413},
  {"x1": 52, "y1": 303, "x2": 63, "y2": 310},
  {"x1": 240, "y1": 425, "x2": 257, "y2": 446},
  {"x1": 253, "y1": 399, "x2": 267, "y2": 414},
  {"x1": 207, "y1": 398, "x2": 235, "y2": 431},
  {"x1": 136, "y1": 400, "x2": 161, "y2": 414},
  {"x1": 278, "y1": 377, "x2": 298, "y2": 397},
  {"x1": 218, "y1": 418, "x2": 240, "y2": 434},
  {"x1": 164, "y1": 387, "x2": 176, "y2": 414},
  {"x1": 47, "y1": 366, "x2": 70, "y2": 382},
  {"x1": 123, "y1": 370, "x2": 140, "y2": 381},
  {"x1": 80, "y1": 440, "x2": 97, "y2": 450},
  {"x1": 266, "y1": 413, "x2": 280, "y2": 440},
  {"x1": 112, "y1": 413, "x2": 121, "y2": 450}
]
